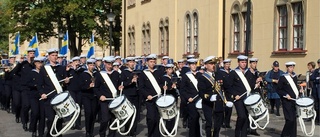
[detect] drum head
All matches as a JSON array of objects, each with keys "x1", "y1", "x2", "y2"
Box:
[
  {"x1": 296, "y1": 97, "x2": 313, "y2": 107},
  {"x1": 196, "y1": 99, "x2": 202, "y2": 109},
  {"x1": 51, "y1": 92, "x2": 69, "y2": 105},
  {"x1": 156, "y1": 95, "x2": 175, "y2": 107},
  {"x1": 244, "y1": 94, "x2": 260, "y2": 105},
  {"x1": 109, "y1": 95, "x2": 126, "y2": 109}
]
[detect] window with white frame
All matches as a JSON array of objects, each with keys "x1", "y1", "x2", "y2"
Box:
[
  {"x1": 159, "y1": 20, "x2": 165, "y2": 55},
  {"x1": 131, "y1": 27, "x2": 135, "y2": 55},
  {"x1": 278, "y1": 5, "x2": 288, "y2": 50},
  {"x1": 292, "y1": 2, "x2": 304, "y2": 49},
  {"x1": 128, "y1": 27, "x2": 132, "y2": 55},
  {"x1": 233, "y1": 14, "x2": 240, "y2": 52},
  {"x1": 185, "y1": 14, "x2": 191, "y2": 53},
  {"x1": 146, "y1": 23, "x2": 151, "y2": 54},
  {"x1": 193, "y1": 13, "x2": 198, "y2": 53},
  {"x1": 164, "y1": 19, "x2": 169, "y2": 55}
]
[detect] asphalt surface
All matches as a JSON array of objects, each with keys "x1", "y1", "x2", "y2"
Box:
[{"x1": 0, "y1": 105, "x2": 319, "y2": 137}]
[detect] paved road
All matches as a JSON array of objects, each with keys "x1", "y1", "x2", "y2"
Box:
[{"x1": 0, "y1": 106, "x2": 319, "y2": 137}]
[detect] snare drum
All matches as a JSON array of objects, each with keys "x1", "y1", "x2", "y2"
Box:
[
  {"x1": 195, "y1": 99, "x2": 205, "y2": 120},
  {"x1": 50, "y1": 92, "x2": 77, "y2": 118},
  {"x1": 244, "y1": 94, "x2": 267, "y2": 117},
  {"x1": 156, "y1": 95, "x2": 177, "y2": 120},
  {"x1": 109, "y1": 95, "x2": 135, "y2": 120},
  {"x1": 296, "y1": 97, "x2": 314, "y2": 119}
]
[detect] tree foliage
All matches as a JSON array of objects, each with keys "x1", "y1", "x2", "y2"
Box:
[{"x1": 0, "y1": 0, "x2": 122, "y2": 57}]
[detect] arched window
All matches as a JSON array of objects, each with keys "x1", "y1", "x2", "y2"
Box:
[
  {"x1": 165, "y1": 18, "x2": 169, "y2": 55},
  {"x1": 131, "y1": 26, "x2": 135, "y2": 55},
  {"x1": 278, "y1": 4, "x2": 288, "y2": 50},
  {"x1": 242, "y1": 1, "x2": 252, "y2": 52},
  {"x1": 185, "y1": 13, "x2": 192, "y2": 54},
  {"x1": 142, "y1": 23, "x2": 147, "y2": 55},
  {"x1": 193, "y1": 12, "x2": 199, "y2": 53},
  {"x1": 128, "y1": 26, "x2": 132, "y2": 55},
  {"x1": 146, "y1": 22, "x2": 151, "y2": 54},
  {"x1": 159, "y1": 19, "x2": 165, "y2": 55},
  {"x1": 231, "y1": 3, "x2": 241, "y2": 52}
]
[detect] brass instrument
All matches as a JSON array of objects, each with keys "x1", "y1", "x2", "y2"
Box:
[{"x1": 214, "y1": 80, "x2": 227, "y2": 104}]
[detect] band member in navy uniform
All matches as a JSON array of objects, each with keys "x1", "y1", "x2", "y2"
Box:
[
  {"x1": 277, "y1": 61, "x2": 300, "y2": 137},
  {"x1": 22, "y1": 57, "x2": 44, "y2": 137},
  {"x1": 310, "y1": 59, "x2": 320, "y2": 125},
  {"x1": 38, "y1": 48, "x2": 70, "y2": 137},
  {"x1": 181, "y1": 55, "x2": 195, "y2": 75},
  {"x1": 138, "y1": 54, "x2": 162, "y2": 137},
  {"x1": 120, "y1": 57, "x2": 139, "y2": 136},
  {"x1": 80, "y1": 59, "x2": 98, "y2": 137},
  {"x1": 216, "y1": 59, "x2": 233, "y2": 129},
  {"x1": 67, "y1": 56, "x2": 84, "y2": 130},
  {"x1": 158, "y1": 56, "x2": 169, "y2": 74},
  {"x1": 161, "y1": 63, "x2": 179, "y2": 134},
  {"x1": 94, "y1": 56, "x2": 120, "y2": 137},
  {"x1": 180, "y1": 58, "x2": 201, "y2": 137},
  {"x1": 227, "y1": 55, "x2": 250, "y2": 137},
  {"x1": 95, "y1": 57, "x2": 104, "y2": 72},
  {"x1": 197, "y1": 56, "x2": 233, "y2": 137},
  {"x1": 265, "y1": 61, "x2": 284, "y2": 117},
  {"x1": 79, "y1": 55, "x2": 88, "y2": 70}
]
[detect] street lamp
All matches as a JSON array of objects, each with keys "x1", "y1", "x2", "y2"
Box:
[{"x1": 107, "y1": 10, "x2": 116, "y2": 56}]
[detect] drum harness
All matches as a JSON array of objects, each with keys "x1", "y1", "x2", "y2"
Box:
[{"x1": 284, "y1": 74, "x2": 316, "y2": 137}]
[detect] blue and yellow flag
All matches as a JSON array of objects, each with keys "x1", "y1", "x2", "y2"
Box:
[
  {"x1": 28, "y1": 33, "x2": 39, "y2": 57},
  {"x1": 86, "y1": 33, "x2": 94, "y2": 58},
  {"x1": 11, "y1": 32, "x2": 20, "y2": 55},
  {"x1": 60, "y1": 31, "x2": 68, "y2": 55}
]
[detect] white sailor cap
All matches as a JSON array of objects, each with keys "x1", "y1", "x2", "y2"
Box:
[
  {"x1": 27, "y1": 48, "x2": 36, "y2": 52},
  {"x1": 237, "y1": 55, "x2": 248, "y2": 61},
  {"x1": 135, "y1": 56, "x2": 141, "y2": 59},
  {"x1": 33, "y1": 57, "x2": 44, "y2": 62},
  {"x1": 90, "y1": 56, "x2": 96, "y2": 59},
  {"x1": 63, "y1": 54, "x2": 67, "y2": 58},
  {"x1": 69, "y1": 60, "x2": 73, "y2": 63},
  {"x1": 165, "y1": 64, "x2": 174, "y2": 68},
  {"x1": 86, "y1": 59, "x2": 96, "y2": 64},
  {"x1": 249, "y1": 58, "x2": 258, "y2": 63},
  {"x1": 204, "y1": 56, "x2": 217, "y2": 64},
  {"x1": 113, "y1": 62, "x2": 120, "y2": 66},
  {"x1": 162, "y1": 56, "x2": 169, "y2": 60},
  {"x1": 9, "y1": 55, "x2": 16, "y2": 58},
  {"x1": 146, "y1": 54, "x2": 157, "y2": 60},
  {"x1": 285, "y1": 61, "x2": 296, "y2": 67},
  {"x1": 187, "y1": 58, "x2": 198, "y2": 64},
  {"x1": 115, "y1": 56, "x2": 121, "y2": 59},
  {"x1": 47, "y1": 48, "x2": 59, "y2": 54},
  {"x1": 201, "y1": 66, "x2": 205, "y2": 70},
  {"x1": 80, "y1": 55, "x2": 87, "y2": 58},
  {"x1": 95, "y1": 57, "x2": 102, "y2": 61},
  {"x1": 2, "y1": 53, "x2": 8, "y2": 56},
  {"x1": 186, "y1": 54, "x2": 195, "y2": 59},
  {"x1": 71, "y1": 56, "x2": 80, "y2": 61},
  {"x1": 58, "y1": 54, "x2": 64, "y2": 58},
  {"x1": 126, "y1": 57, "x2": 135, "y2": 61},
  {"x1": 177, "y1": 59, "x2": 185, "y2": 63},
  {"x1": 223, "y1": 59, "x2": 231, "y2": 63},
  {"x1": 103, "y1": 56, "x2": 115, "y2": 63}
]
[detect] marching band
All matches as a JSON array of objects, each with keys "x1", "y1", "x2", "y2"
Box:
[{"x1": 0, "y1": 49, "x2": 319, "y2": 137}]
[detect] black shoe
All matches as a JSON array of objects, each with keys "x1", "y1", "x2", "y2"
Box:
[
  {"x1": 250, "y1": 131, "x2": 260, "y2": 136},
  {"x1": 183, "y1": 120, "x2": 187, "y2": 128},
  {"x1": 85, "y1": 132, "x2": 91, "y2": 137},
  {"x1": 38, "y1": 134, "x2": 44, "y2": 137},
  {"x1": 23, "y1": 124, "x2": 28, "y2": 131},
  {"x1": 6, "y1": 108, "x2": 10, "y2": 113},
  {"x1": 16, "y1": 118, "x2": 20, "y2": 123},
  {"x1": 75, "y1": 125, "x2": 81, "y2": 130},
  {"x1": 270, "y1": 109, "x2": 274, "y2": 114},
  {"x1": 32, "y1": 132, "x2": 37, "y2": 137},
  {"x1": 276, "y1": 112, "x2": 280, "y2": 116}
]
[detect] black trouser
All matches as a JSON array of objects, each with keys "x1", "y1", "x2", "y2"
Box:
[
  {"x1": 125, "y1": 95, "x2": 140, "y2": 135},
  {"x1": 29, "y1": 95, "x2": 40, "y2": 132},
  {"x1": 281, "y1": 99, "x2": 297, "y2": 137},
  {"x1": 70, "y1": 90, "x2": 82, "y2": 127},
  {"x1": 99, "y1": 101, "x2": 116, "y2": 137},
  {"x1": 21, "y1": 90, "x2": 30, "y2": 125},
  {"x1": 187, "y1": 102, "x2": 201, "y2": 137},
  {"x1": 234, "y1": 100, "x2": 248, "y2": 137},
  {"x1": 43, "y1": 100, "x2": 63, "y2": 137},
  {"x1": 12, "y1": 89, "x2": 21, "y2": 119},
  {"x1": 145, "y1": 100, "x2": 160, "y2": 137},
  {"x1": 82, "y1": 95, "x2": 98, "y2": 135},
  {"x1": 223, "y1": 106, "x2": 232, "y2": 127},
  {"x1": 181, "y1": 97, "x2": 188, "y2": 124},
  {"x1": 213, "y1": 112, "x2": 224, "y2": 137},
  {"x1": 314, "y1": 98, "x2": 320, "y2": 123},
  {"x1": 269, "y1": 98, "x2": 280, "y2": 113},
  {"x1": 202, "y1": 103, "x2": 213, "y2": 137},
  {"x1": 38, "y1": 100, "x2": 46, "y2": 136},
  {"x1": 4, "y1": 84, "x2": 12, "y2": 111}
]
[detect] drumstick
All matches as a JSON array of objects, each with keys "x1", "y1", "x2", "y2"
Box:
[
  {"x1": 58, "y1": 76, "x2": 73, "y2": 83},
  {"x1": 233, "y1": 92, "x2": 247, "y2": 102},
  {"x1": 164, "y1": 81, "x2": 167, "y2": 102},
  {"x1": 187, "y1": 94, "x2": 199, "y2": 104},
  {"x1": 104, "y1": 98, "x2": 115, "y2": 101},
  {"x1": 39, "y1": 89, "x2": 56, "y2": 100},
  {"x1": 283, "y1": 96, "x2": 297, "y2": 101},
  {"x1": 145, "y1": 95, "x2": 158, "y2": 101},
  {"x1": 119, "y1": 82, "x2": 124, "y2": 97}
]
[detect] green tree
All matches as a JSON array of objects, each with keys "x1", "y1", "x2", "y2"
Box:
[{"x1": 0, "y1": 0, "x2": 122, "y2": 57}]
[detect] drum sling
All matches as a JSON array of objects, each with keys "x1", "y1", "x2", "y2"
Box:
[
  {"x1": 235, "y1": 69, "x2": 251, "y2": 96},
  {"x1": 186, "y1": 73, "x2": 199, "y2": 91},
  {"x1": 44, "y1": 65, "x2": 63, "y2": 94},
  {"x1": 283, "y1": 74, "x2": 299, "y2": 98},
  {"x1": 100, "y1": 71, "x2": 117, "y2": 98},
  {"x1": 143, "y1": 70, "x2": 161, "y2": 96}
]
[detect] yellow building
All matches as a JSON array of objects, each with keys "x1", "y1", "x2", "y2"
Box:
[{"x1": 121, "y1": 0, "x2": 319, "y2": 74}]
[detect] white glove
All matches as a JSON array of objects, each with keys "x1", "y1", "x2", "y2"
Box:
[
  {"x1": 316, "y1": 77, "x2": 320, "y2": 80},
  {"x1": 210, "y1": 94, "x2": 217, "y2": 102},
  {"x1": 226, "y1": 101, "x2": 233, "y2": 108}
]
